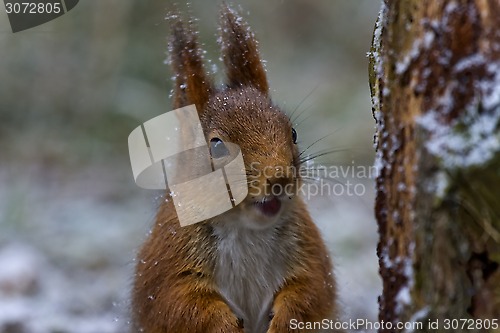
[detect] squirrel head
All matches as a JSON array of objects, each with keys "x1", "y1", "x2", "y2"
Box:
[{"x1": 168, "y1": 5, "x2": 301, "y2": 229}]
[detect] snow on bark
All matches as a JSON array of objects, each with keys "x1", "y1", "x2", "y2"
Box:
[
  {"x1": 418, "y1": 58, "x2": 500, "y2": 169},
  {"x1": 370, "y1": 1, "x2": 387, "y2": 174},
  {"x1": 370, "y1": 0, "x2": 500, "y2": 331}
]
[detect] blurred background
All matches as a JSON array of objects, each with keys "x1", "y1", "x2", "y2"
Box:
[{"x1": 0, "y1": 1, "x2": 381, "y2": 332}]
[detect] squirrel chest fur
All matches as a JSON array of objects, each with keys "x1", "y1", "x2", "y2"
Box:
[
  {"x1": 131, "y1": 5, "x2": 338, "y2": 333},
  {"x1": 213, "y1": 218, "x2": 291, "y2": 333}
]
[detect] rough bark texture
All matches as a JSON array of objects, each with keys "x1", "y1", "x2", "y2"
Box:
[{"x1": 369, "y1": 0, "x2": 500, "y2": 332}]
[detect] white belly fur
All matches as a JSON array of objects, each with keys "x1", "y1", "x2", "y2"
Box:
[{"x1": 213, "y1": 219, "x2": 288, "y2": 333}]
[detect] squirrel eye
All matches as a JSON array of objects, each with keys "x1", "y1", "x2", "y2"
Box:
[
  {"x1": 292, "y1": 128, "x2": 298, "y2": 144},
  {"x1": 210, "y1": 138, "x2": 230, "y2": 158}
]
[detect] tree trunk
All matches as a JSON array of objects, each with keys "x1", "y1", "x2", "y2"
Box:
[{"x1": 369, "y1": 1, "x2": 500, "y2": 332}]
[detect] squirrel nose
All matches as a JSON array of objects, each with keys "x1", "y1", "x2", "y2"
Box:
[
  {"x1": 265, "y1": 166, "x2": 294, "y2": 189},
  {"x1": 267, "y1": 174, "x2": 292, "y2": 188}
]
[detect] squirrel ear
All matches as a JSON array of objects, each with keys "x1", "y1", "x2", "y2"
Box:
[
  {"x1": 168, "y1": 13, "x2": 213, "y2": 115},
  {"x1": 219, "y1": 4, "x2": 269, "y2": 95}
]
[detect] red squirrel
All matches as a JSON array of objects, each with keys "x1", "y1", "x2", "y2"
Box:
[{"x1": 132, "y1": 5, "x2": 338, "y2": 333}]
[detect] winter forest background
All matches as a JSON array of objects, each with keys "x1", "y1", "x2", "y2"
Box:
[{"x1": 0, "y1": 1, "x2": 382, "y2": 332}]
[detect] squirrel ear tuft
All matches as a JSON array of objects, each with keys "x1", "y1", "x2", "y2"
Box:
[
  {"x1": 219, "y1": 4, "x2": 269, "y2": 95},
  {"x1": 168, "y1": 12, "x2": 213, "y2": 115}
]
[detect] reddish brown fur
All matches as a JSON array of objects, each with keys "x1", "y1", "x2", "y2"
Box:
[
  {"x1": 170, "y1": 18, "x2": 213, "y2": 112},
  {"x1": 132, "y1": 5, "x2": 337, "y2": 333},
  {"x1": 219, "y1": 7, "x2": 269, "y2": 94}
]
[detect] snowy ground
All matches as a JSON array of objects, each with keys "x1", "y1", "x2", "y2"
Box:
[{"x1": 0, "y1": 162, "x2": 380, "y2": 333}]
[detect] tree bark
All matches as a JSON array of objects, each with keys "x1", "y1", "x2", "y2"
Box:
[{"x1": 369, "y1": 1, "x2": 500, "y2": 332}]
